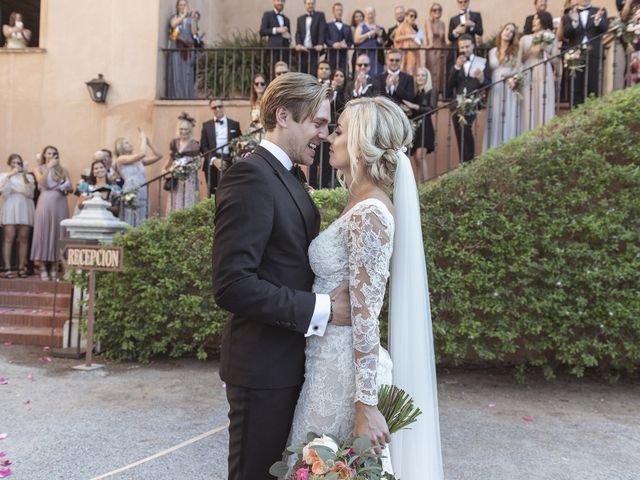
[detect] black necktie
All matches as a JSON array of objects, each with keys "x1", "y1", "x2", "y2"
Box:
[{"x1": 289, "y1": 165, "x2": 307, "y2": 185}]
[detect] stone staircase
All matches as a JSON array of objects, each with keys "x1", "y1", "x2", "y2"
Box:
[{"x1": 0, "y1": 275, "x2": 73, "y2": 347}]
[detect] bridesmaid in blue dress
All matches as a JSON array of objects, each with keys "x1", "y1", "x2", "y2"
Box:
[
  {"x1": 168, "y1": 0, "x2": 198, "y2": 98},
  {"x1": 354, "y1": 7, "x2": 385, "y2": 75}
]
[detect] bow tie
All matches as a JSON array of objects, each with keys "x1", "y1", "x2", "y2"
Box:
[
  {"x1": 216, "y1": 119, "x2": 224, "y2": 125},
  {"x1": 306, "y1": 13, "x2": 314, "y2": 17},
  {"x1": 289, "y1": 164, "x2": 307, "y2": 184},
  {"x1": 459, "y1": 9, "x2": 468, "y2": 14},
  {"x1": 578, "y1": 6, "x2": 591, "y2": 11}
]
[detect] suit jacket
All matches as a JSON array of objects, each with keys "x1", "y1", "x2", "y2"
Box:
[
  {"x1": 260, "y1": 10, "x2": 291, "y2": 47},
  {"x1": 326, "y1": 20, "x2": 353, "y2": 47},
  {"x1": 200, "y1": 117, "x2": 241, "y2": 172},
  {"x1": 373, "y1": 71, "x2": 415, "y2": 104},
  {"x1": 344, "y1": 77, "x2": 374, "y2": 101},
  {"x1": 523, "y1": 14, "x2": 535, "y2": 35},
  {"x1": 447, "y1": 55, "x2": 491, "y2": 101},
  {"x1": 296, "y1": 11, "x2": 327, "y2": 47},
  {"x1": 562, "y1": 7, "x2": 609, "y2": 55},
  {"x1": 212, "y1": 146, "x2": 321, "y2": 389},
  {"x1": 447, "y1": 11, "x2": 484, "y2": 43}
]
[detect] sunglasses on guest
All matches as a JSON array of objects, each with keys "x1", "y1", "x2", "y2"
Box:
[
  {"x1": 211, "y1": 105, "x2": 224, "y2": 110},
  {"x1": 254, "y1": 81, "x2": 266, "y2": 86},
  {"x1": 356, "y1": 62, "x2": 369, "y2": 67}
]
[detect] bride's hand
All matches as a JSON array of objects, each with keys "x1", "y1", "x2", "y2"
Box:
[
  {"x1": 329, "y1": 281, "x2": 351, "y2": 327},
  {"x1": 354, "y1": 402, "x2": 391, "y2": 454}
]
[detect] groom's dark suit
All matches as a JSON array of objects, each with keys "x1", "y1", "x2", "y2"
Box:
[{"x1": 212, "y1": 145, "x2": 321, "y2": 479}]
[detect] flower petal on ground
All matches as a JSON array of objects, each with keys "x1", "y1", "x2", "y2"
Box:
[
  {"x1": 38, "y1": 356, "x2": 52, "y2": 363},
  {"x1": 521, "y1": 415, "x2": 533, "y2": 422},
  {"x1": 0, "y1": 434, "x2": 7, "y2": 440},
  {"x1": 0, "y1": 467, "x2": 12, "y2": 477},
  {"x1": 0, "y1": 379, "x2": 7, "y2": 386}
]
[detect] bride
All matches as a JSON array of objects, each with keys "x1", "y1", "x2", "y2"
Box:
[{"x1": 286, "y1": 96, "x2": 444, "y2": 479}]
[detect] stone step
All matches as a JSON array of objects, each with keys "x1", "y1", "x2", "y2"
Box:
[
  {"x1": 0, "y1": 307, "x2": 69, "y2": 329},
  {"x1": 0, "y1": 290, "x2": 72, "y2": 309},
  {"x1": 0, "y1": 325, "x2": 63, "y2": 347},
  {"x1": 0, "y1": 275, "x2": 73, "y2": 294}
]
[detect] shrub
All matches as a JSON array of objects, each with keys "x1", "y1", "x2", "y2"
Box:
[{"x1": 92, "y1": 87, "x2": 640, "y2": 378}]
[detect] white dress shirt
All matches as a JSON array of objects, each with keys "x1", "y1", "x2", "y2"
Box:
[
  {"x1": 304, "y1": 14, "x2": 313, "y2": 48},
  {"x1": 215, "y1": 116, "x2": 230, "y2": 155},
  {"x1": 259, "y1": 139, "x2": 331, "y2": 337},
  {"x1": 272, "y1": 9, "x2": 285, "y2": 35}
]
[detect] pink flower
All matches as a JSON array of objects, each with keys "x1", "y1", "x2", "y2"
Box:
[
  {"x1": 295, "y1": 467, "x2": 310, "y2": 480},
  {"x1": 0, "y1": 468, "x2": 11, "y2": 478}
]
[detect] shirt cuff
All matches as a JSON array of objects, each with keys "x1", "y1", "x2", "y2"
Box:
[
  {"x1": 272, "y1": 27, "x2": 277, "y2": 35},
  {"x1": 305, "y1": 293, "x2": 330, "y2": 337}
]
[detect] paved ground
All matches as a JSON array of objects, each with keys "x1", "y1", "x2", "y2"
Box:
[{"x1": 1, "y1": 344, "x2": 639, "y2": 480}]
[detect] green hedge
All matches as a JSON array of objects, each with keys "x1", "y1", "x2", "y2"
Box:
[{"x1": 93, "y1": 86, "x2": 640, "y2": 378}]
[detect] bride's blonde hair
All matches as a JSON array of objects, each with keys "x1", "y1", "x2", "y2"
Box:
[{"x1": 342, "y1": 96, "x2": 413, "y2": 192}]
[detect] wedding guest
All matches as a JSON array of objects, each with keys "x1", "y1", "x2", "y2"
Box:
[
  {"x1": 350, "y1": 9, "x2": 366, "y2": 73},
  {"x1": 2, "y1": 12, "x2": 31, "y2": 48},
  {"x1": 391, "y1": 8, "x2": 421, "y2": 75},
  {"x1": 447, "y1": 0, "x2": 484, "y2": 44},
  {"x1": 0, "y1": 154, "x2": 35, "y2": 278},
  {"x1": 373, "y1": 48, "x2": 415, "y2": 105},
  {"x1": 424, "y1": 3, "x2": 447, "y2": 106},
  {"x1": 354, "y1": 7, "x2": 386, "y2": 76},
  {"x1": 524, "y1": 0, "x2": 549, "y2": 35},
  {"x1": 401, "y1": 67, "x2": 436, "y2": 182},
  {"x1": 330, "y1": 68, "x2": 347, "y2": 116},
  {"x1": 168, "y1": 0, "x2": 198, "y2": 98},
  {"x1": 30, "y1": 146, "x2": 72, "y2": 281},
  {"x1": 274, "y1": 60, "x2": 290, "y2": 77},
  {"x1": 75, "y1": 160, "x2": 121, "y2": 217},
  {"x1": 618, "y1": 0, "x2": 640, "y2": 21},
  {"x1": 115, "y1": 131, "x2": 163, "y2": 227},
  {"x1": 295, "y1": 0, "x2": 326, "y2": 74},
  {"x1": 163, "y1": 113, "x2": 201, "y2": 213},
  {"x1": 520, "y1": 13, "x2": 558, "y2": 132},
  {"x1": 617, "y1": 0, "x2": 640, "y2": 86},
  {"x1": 562, "y1": 0, "x2": 609, "y2": 106},
  {"x1": 447, "y1": 34, "x2": 490, "y2": 163},
  {"x1": 484, "y1": 23, "x2": 521, "y2": 149},
  {"x1": 326, "y1": 2, "x2": 353, "y2": 73},
  {"x1": 249, "y1": 73, "x2": 267, "y2": 132},
  {"x1": 387, "y1": 6, "x2": 407, "y2": 48},
  {"x1": 345, "y1": 54, "x2": 375, "y2": 100},
  {"x1": 200, "y1": 98, "x2": 242, "y2": 196},
  {"x1": 260, "y1": 0, "x2": 292, "y2": 68},
  {"x1": 316, "y1": 60, "x2": 332, "y2": 85}
]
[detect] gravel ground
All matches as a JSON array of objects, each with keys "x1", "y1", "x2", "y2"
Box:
[{"x1": 1, "y1": 345, "x2": 638, "y2": 480}]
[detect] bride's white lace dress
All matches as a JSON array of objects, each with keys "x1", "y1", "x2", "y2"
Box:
[{"x1": 287, "y1": 198, "x2": 395, "y2": 471}]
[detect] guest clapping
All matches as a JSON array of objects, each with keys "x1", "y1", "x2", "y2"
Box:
[
  {"x1": 115, "y1": 130, "x2": 163, "y2": 227},
  {"x1": 2, "y1": 12, "x2": 32, "y2": 48},
  {"x1": 0, "y1": 154, "x2": 35, "y2": 278},
  {"x1": 391, "y1": 8, "x2": 421, "y2": 75},
  {"x1": 30, "y1": 146, "x2": 72, "y2": 281},
  {"x1": 163, "y1": 113, "x2": 201, "y2": 213}
]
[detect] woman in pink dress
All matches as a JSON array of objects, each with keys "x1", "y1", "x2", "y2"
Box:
[
  {"x1": 30, "y1": 146, "x2": 72, "y2": 281},
  {"x1": 424, "y1": 3, "x2": 447, "y2": 106}
]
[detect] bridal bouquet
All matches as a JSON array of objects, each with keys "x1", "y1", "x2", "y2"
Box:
[
  {"x1": 532, "y1": 30, "x2": 555, "y2": 47},
  {"x1": 119, "y1": 188, "x2": 140, "y2": 209},
  {"x1": 454, "y1": 92, "x2": 482, "y2": 125},
  {"x1": 612, "y1": 10, "x2": 640, "y2": 53},
  {"x1": 229, "y1": 132, "x2": 260, "y2": 162},
  {"x1": 171, "y1": 156, "x2": 201, "y2": 182},
  {"x1": 270, "y1": 386, "x2": 421, "y2": 480},
  {"x1": 507, "y1": 71, "x2": 525, "y2": 99},
  {"x1": 563, "y1": 45, "x2": 589, "y2": 77}
]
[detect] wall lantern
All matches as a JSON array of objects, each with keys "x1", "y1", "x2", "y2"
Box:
[{"x1": 85, "y1": 74, "x2": 110, "y2": 103}]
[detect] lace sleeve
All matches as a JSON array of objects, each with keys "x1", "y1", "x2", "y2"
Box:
[{"x1": 347, "y1": 204, "x2": 394, "y2": 405}]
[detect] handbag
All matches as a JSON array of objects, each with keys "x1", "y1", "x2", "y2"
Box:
[{"x1": 163, "y1": 173, "x2": 178, "y2": 191}]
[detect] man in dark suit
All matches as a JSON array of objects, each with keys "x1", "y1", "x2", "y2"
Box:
[
  {"x1": 200, "y1": 97, "x2": 241, "y2": 196},
  {"x1": 212, "y1": 73, "x2": 351, "y2": 480},
  {"x1": 447, "y1": 34, "x2": 490, "y2": 163},
  {"x1": 523, "y1": 0, "x2": 549, "y2": 35},
  {"x1": 562, "y1": 0, "x2": 609, "y2": 106},
  {"x1": 373, "y1": 48, "x2": 415, "y2": 105},
  {"x1": 386, "y1": 5, "x2": 406, "y2": 47},
  {"x1": 259, "y1": 0, "x2": 292, "y2": 71},
  {"x1": 344, "y1": 53, "x2": 375, "y2": 101},
  {"x1": 447, "y1": 0, "x2": 484, "y2": 43},
  {"x1": 295, "y1": 0, "x2": 327, "y2": 74},
  {"x1": 325, "y1": 2, "x2": 353, "y2": 72}
]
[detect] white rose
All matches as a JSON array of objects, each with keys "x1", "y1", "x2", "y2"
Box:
[{"x1": 302, "y1": 435, "x2": 339, "y2": 464}]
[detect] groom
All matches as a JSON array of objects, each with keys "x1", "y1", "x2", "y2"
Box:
[{"x1": 212, "y1": 73, "x2": 351, "y2": 480}]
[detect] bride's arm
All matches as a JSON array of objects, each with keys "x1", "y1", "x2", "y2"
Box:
[{"x1": 347, "y1": 205, "x2": 393, "y2": 448}]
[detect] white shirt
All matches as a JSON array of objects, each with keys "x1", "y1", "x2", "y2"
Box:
[
  {"x1": 304, "y1": 14, "x2": 313, "y2": 48},
  {"x1": 259, "y1": 139, "x2": 331, "y2": 337},
  {"x1": 334, "y1": 20, "x2": 343, "y2": 30},
  {"x1": 272, "y1": 9, "x2": 285, "y2": 35},
  {"x1": 214, "y1": 116, "x2": 229, "y2": 155}
]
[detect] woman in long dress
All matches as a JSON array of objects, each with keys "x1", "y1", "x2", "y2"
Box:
[
  {"x1": 354, "y1": 7, "x2": 385, "y2": 75},
  {"x1": 115, "y1": 131, "x2": 163, "y2": 227},
  {"x1": 402, "y1": 67, "x2": 436, "y2": 182},
  {"x1": 392, "y1": 8, "x2": 421, "y2": 76},
  {"x1": 168, "y1": 0, "x2": 198, "y2": 98},
  {"x1": 0, "y1": 154, "x2": 35, "y2": 278},
  {"x1": 483, "y1": 23, "x2": 521, "y2": 150},
  {"x1": 424, "y1": 3, "x2": 447, "y2": 107},
  {"x1": 2, "y1": 12, "x2": 31, "y2": 48},
  {"x1": 287, "y1": 96, "x2": 443, "y2": 479},
  {"x1": 162, "y1": 113, "x2": 201, "y2": 213},
  {"x1": 249, "y1": 73, "x2": 267, "y2": 133},
  {"x1": 519, "y1": 12, "x2": 558, "y2": 133},
  {"x1": 30, "y1": 146, "x2": 72, "y2": 281}
]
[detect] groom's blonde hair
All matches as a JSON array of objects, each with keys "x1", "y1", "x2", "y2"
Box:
[
  {"x1": 342, "y1": 96, "x2": 413, "y2": 192},
  {"x1": 260, "y1": 73, "x2": 332, "y2": 131}
]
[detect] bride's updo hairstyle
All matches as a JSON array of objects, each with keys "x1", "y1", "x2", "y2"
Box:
[{"x1": 344, "y1": 96, "x2": 413, "y2": 192}]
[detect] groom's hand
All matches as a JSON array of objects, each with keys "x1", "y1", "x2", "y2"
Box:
[
  {"x1": 329, "y1": 282, "x2": 351, "y2": 326},
  {"x1": 354, "y1": 402, "x2": 391, "y2": 454}
]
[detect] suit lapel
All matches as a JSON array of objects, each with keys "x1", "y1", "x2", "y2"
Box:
[{"x1": 254, "y1": 146, "x2": 320, "y2": 242}]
